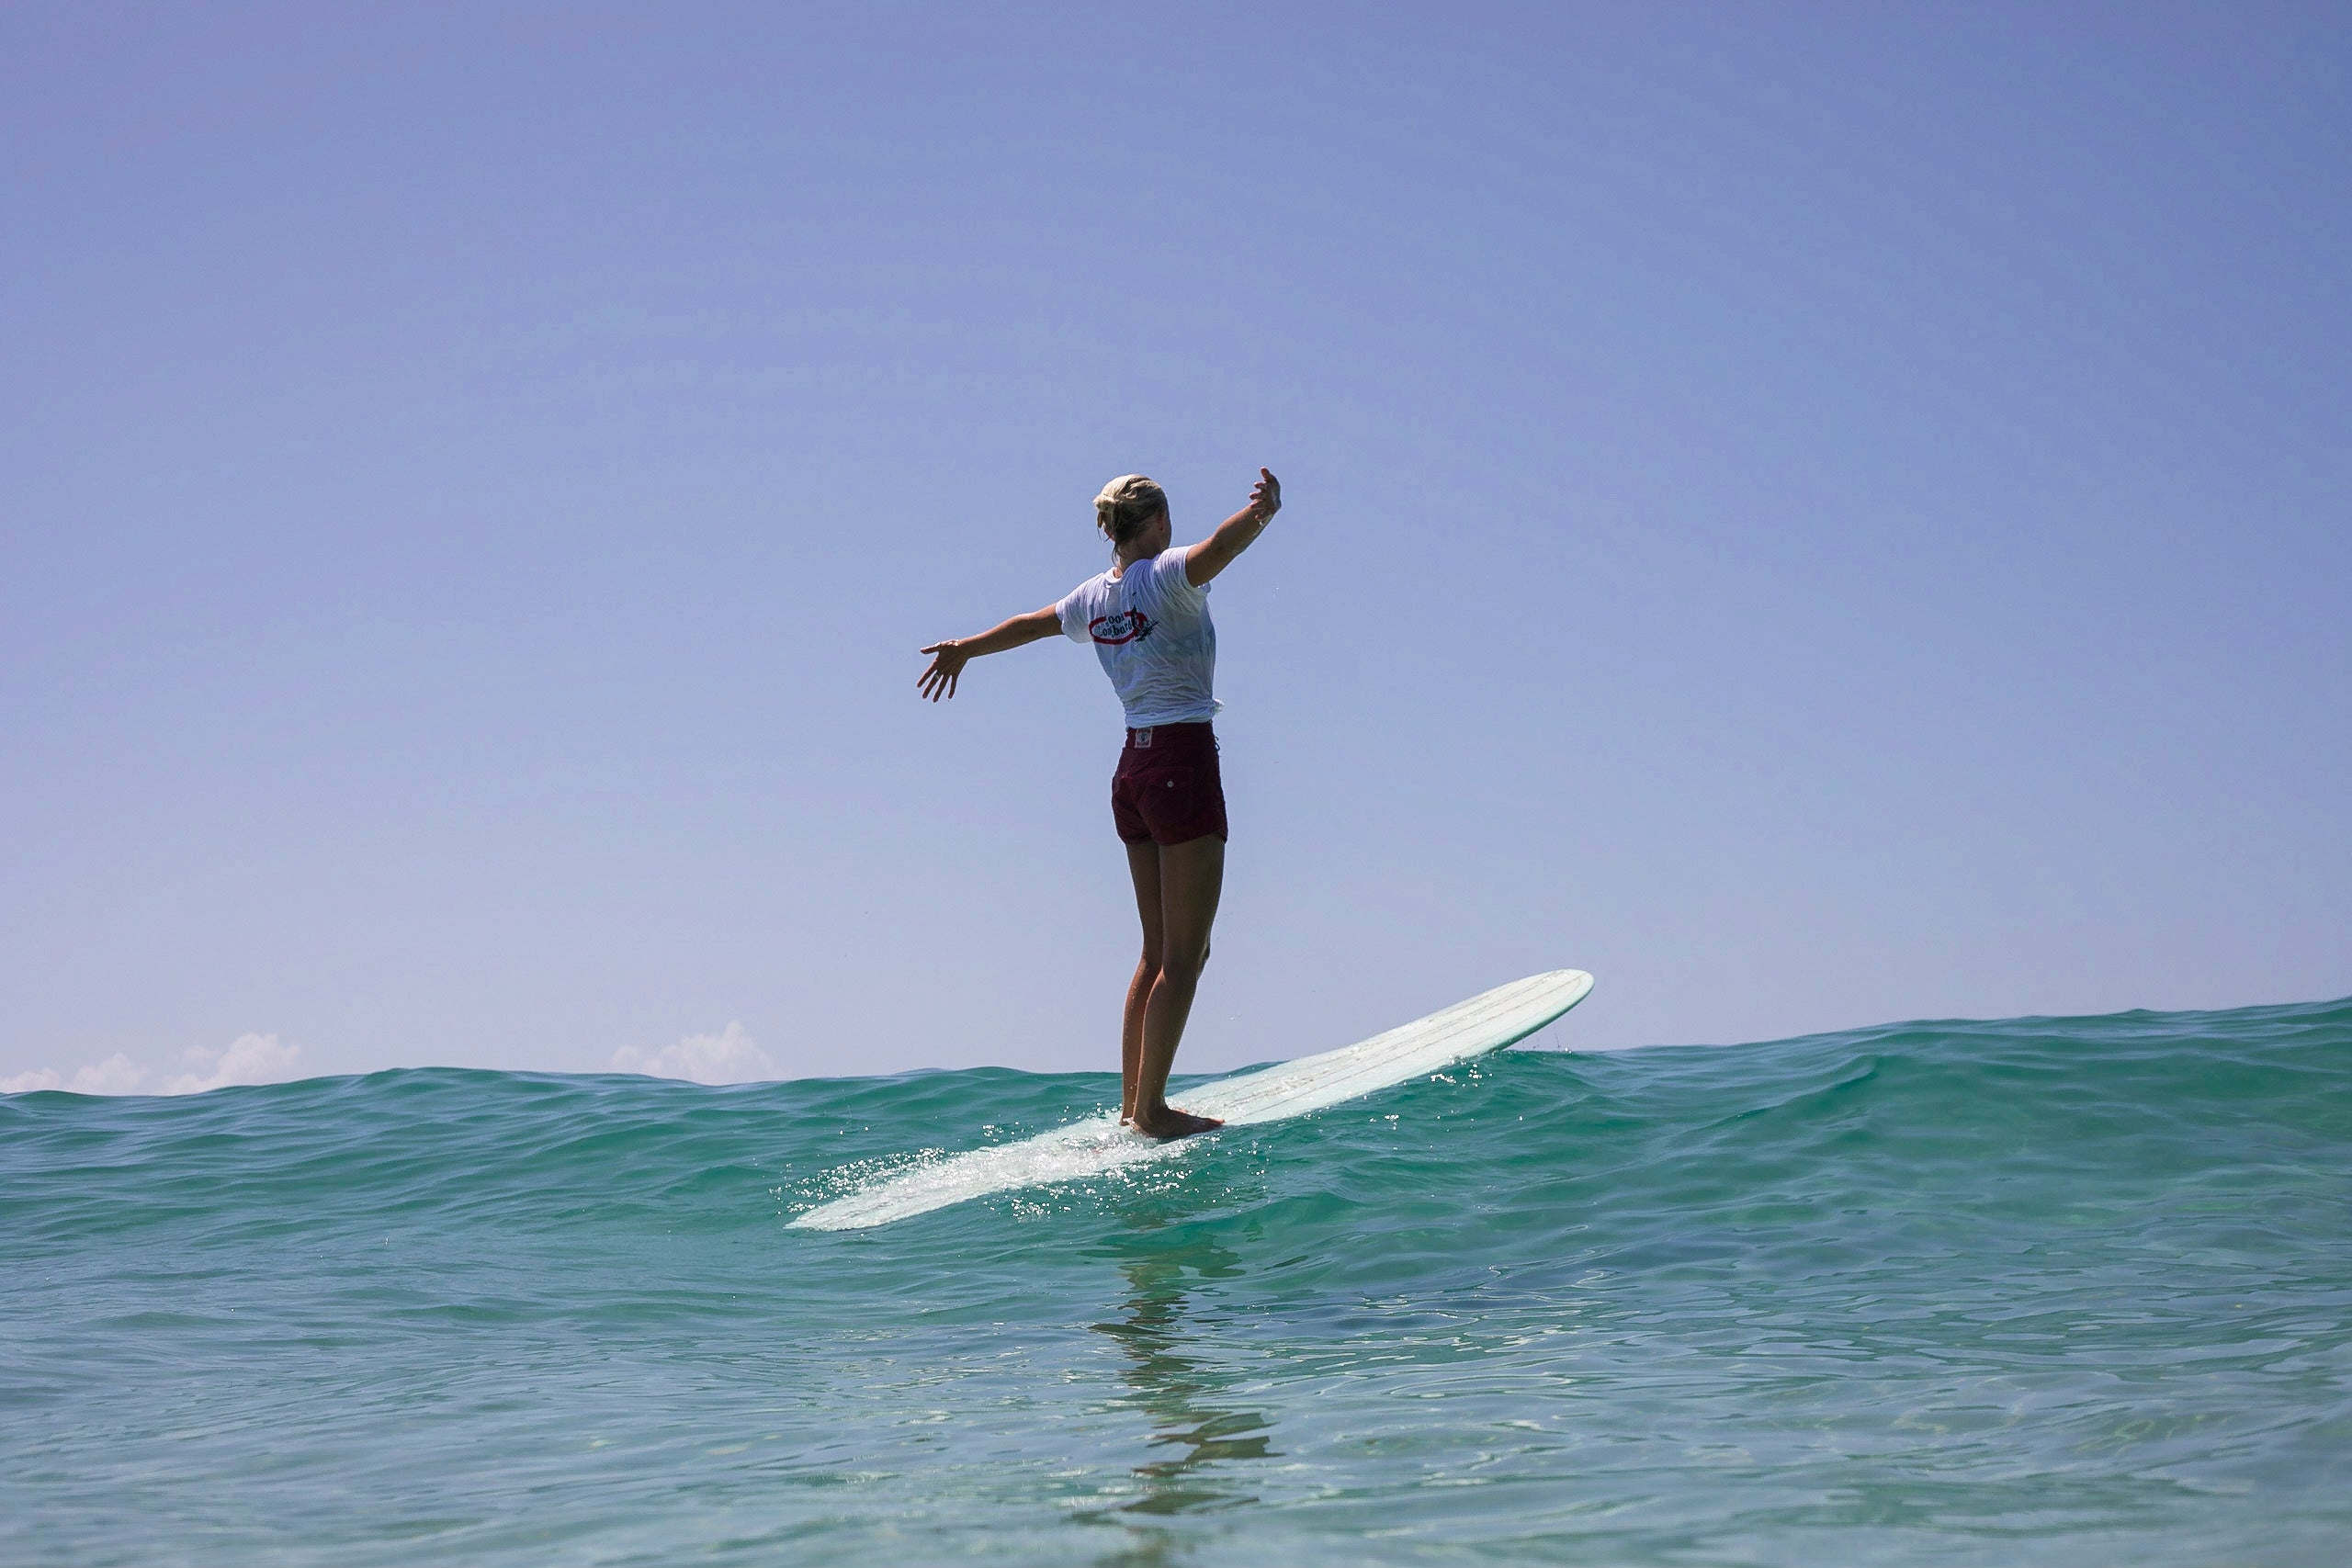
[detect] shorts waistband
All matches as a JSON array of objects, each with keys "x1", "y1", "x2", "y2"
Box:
[{"x1": 1123, "y1": 720, "x2": 1215, "y2": 750}]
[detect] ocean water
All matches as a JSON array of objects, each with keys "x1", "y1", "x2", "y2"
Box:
[{"x1": 5, "y1": 998, "x2": 2348, "y2": 1566}]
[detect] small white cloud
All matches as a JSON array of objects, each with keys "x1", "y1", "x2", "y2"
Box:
[
  {"x1": 612, "y1": 1021, "x2": 775, "y2": 1085},
  {"x1": 164, "y1": 1032, "x2": 302, "y2": 1096},
  {"x1": 2, "y1": 1054, "x2": 147, "y2": 1096},
  {"x1": 71, "y1": 1054, "x2": 147, "y2": 1095},
  {"x1": 5, "y1": 1039, "x2": 300, "y2": 1098}
]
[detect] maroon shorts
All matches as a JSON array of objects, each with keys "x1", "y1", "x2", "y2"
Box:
[{"x1": 1111, "y1": 722, "x2": 1227, "y2": 846}]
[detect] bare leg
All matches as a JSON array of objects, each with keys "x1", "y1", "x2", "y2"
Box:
[
  {"x1": 1120, "y1": 840, "x2": 1164, "y2": 1122},
  {"x1": 1131, "y1": 835, "x2": 1226, "y2": 1139}
]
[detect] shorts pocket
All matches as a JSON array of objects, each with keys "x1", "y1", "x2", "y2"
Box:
[{"x1": 1160, "y1": 767, "x2": 1193, "y2": 791}]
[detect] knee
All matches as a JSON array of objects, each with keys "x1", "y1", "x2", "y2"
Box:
[{"x1": 1159, "y1": 942, "x2": 1207, "y2": 986}]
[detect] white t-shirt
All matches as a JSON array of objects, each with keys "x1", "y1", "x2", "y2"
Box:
[{"x1": 1056, "y1": 547, "x2": 1220, "y2": 728}]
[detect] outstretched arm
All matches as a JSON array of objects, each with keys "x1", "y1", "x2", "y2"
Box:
[
  {"x1": 917, "y1": 605, "x2": 1061, "y2": 701},
  {"x1": 1183, "y1": 468, "x2": 1282, "y2": 587}
]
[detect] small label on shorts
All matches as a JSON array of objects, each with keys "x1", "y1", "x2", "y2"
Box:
[{"x1": 1133, "y1": 728, "x2": 1152, "y2": 749}]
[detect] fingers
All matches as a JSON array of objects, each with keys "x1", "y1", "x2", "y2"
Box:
[
  {"x1": 916, "y1": 660, "x2": 962, "y2": 701},
  {"x1": 918, "y1": 641, "x2": 962, "y2": 702},
  {"x1": 920, "y1": 635, "x2": 976, "y2": 699}
]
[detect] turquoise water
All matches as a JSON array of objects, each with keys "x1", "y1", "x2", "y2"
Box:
[{"x1": 5, "y1": 998, "x2": 2348, "y2": 1566}]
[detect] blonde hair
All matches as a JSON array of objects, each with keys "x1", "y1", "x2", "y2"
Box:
[{"x1": 1093, "y1": 474, "x2": 1168, "y2": 547}]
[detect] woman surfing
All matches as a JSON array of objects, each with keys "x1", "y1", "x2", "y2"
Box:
[{"x1": 917, "y1": 468, "x2": 1282, "y2": 1139}]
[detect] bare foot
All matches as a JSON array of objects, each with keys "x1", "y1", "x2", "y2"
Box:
[{"x1": 1130, "y1": 1104, "x2": 1224, "y2": 1140}]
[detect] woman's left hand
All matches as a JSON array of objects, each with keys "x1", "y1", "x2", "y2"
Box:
[{"x1": 917, "y1": 640, "x2": 970, "y2": 701}]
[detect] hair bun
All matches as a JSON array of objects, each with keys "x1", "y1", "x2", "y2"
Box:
[{"x1": 1093, "y1": 474, "x2": 1167, "y2": 547}]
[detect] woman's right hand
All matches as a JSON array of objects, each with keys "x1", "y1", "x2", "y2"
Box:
[
  {"x1": 1248, "y1": 467, "x2": 1281, "y2": 522},
  {"x1": 917, "y1": 640, "x2": 971, "y2": 701}
]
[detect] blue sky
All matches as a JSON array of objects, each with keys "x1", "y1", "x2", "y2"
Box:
[{"x1": 4, "y1": 3, "x2": 2346, "y2": 1091}]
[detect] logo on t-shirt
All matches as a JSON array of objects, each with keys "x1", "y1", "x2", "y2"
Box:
[{"x1": 1088, "y1": 608, "x2": 1156, "y2": 646}]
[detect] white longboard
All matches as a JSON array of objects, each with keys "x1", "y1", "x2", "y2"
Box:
[{"x1": 790, "y1": 968, "x2": 1593, "y2": 1232}]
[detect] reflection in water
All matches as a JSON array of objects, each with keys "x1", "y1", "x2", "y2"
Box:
[{"x1": 1078, "y1": 1224, "x2": 1278, "y2": 1565}]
